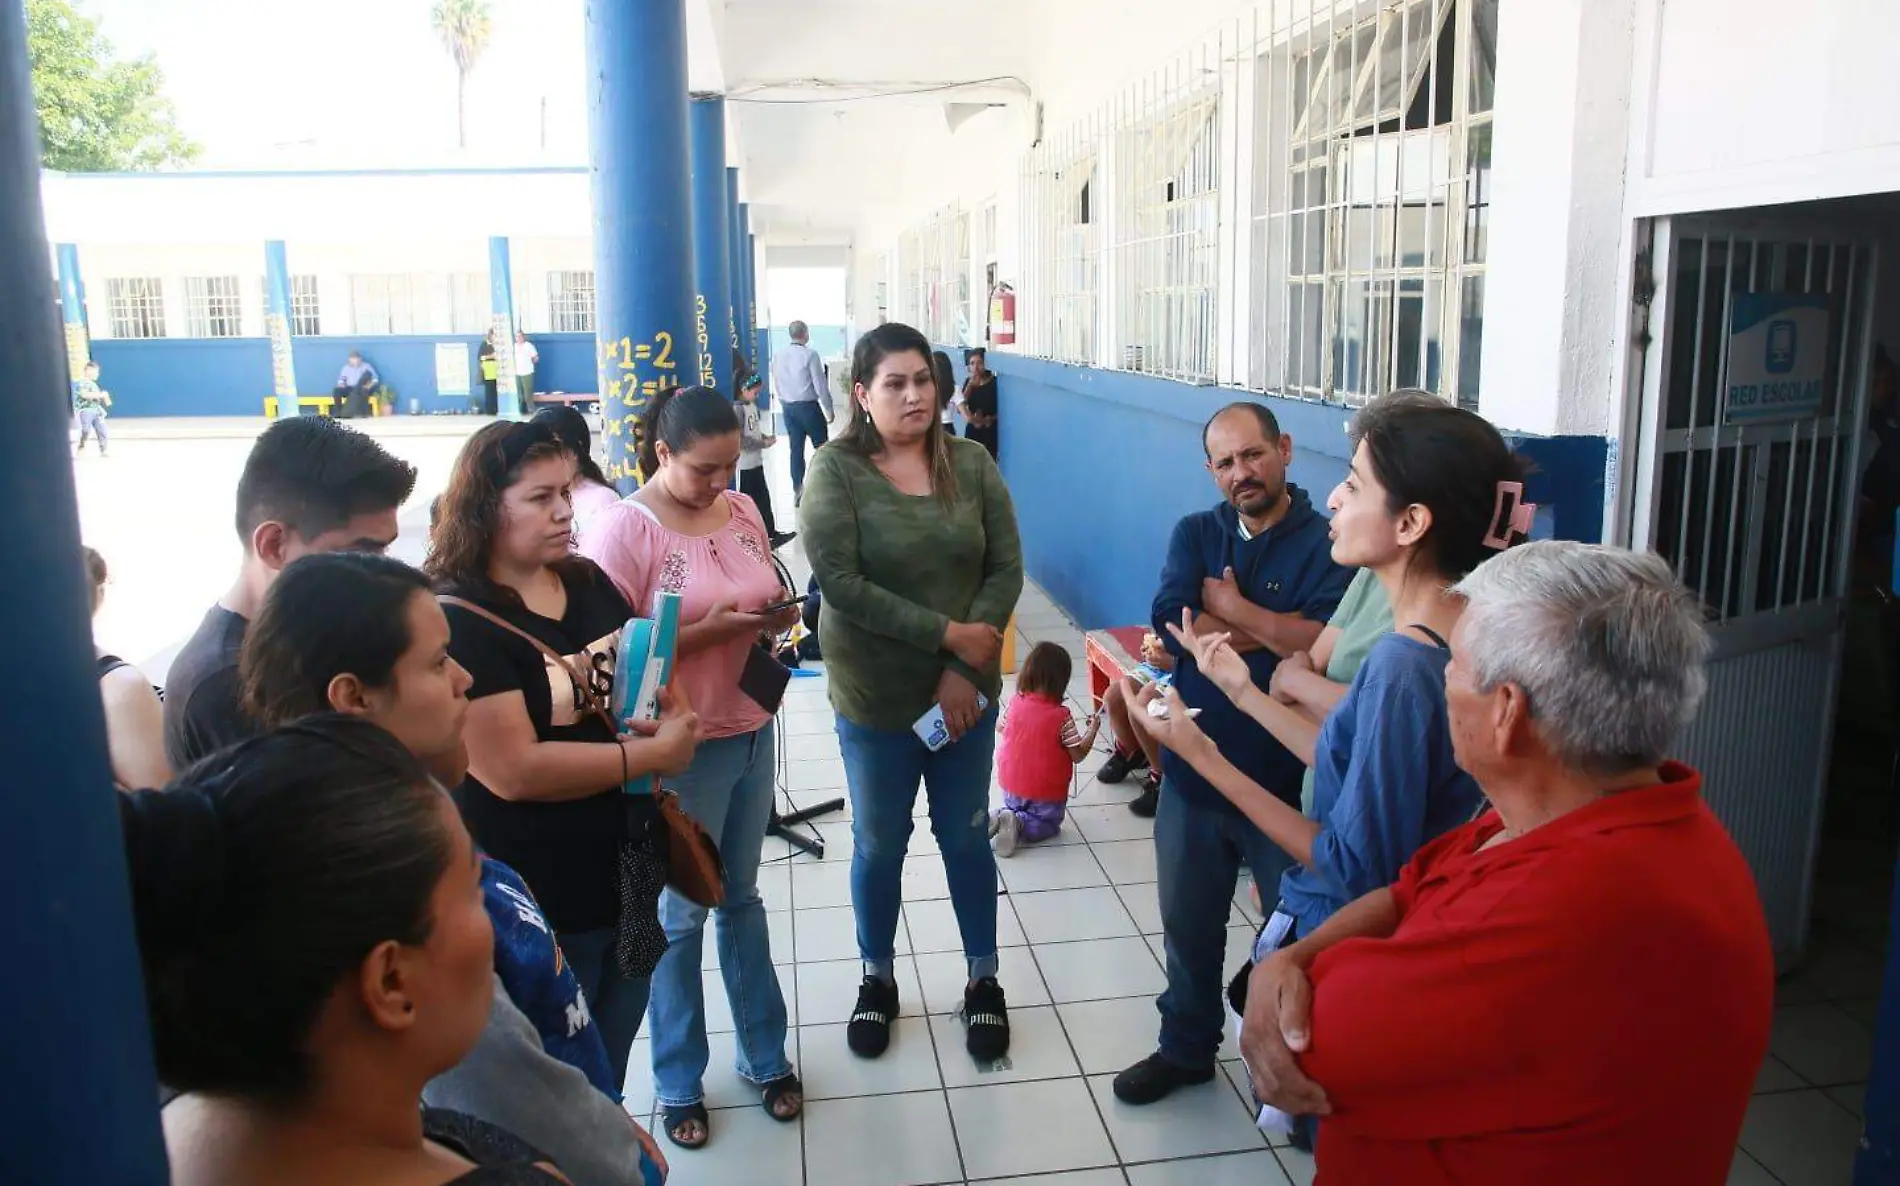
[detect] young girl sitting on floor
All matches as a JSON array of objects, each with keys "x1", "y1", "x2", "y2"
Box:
[{"x1": 991, "y1": 642, "x2": 1101, "y2": 856}]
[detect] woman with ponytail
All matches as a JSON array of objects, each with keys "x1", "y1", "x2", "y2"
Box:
[
  {"x1": 124, "y1": 716, "x2": 567, "y2": 1184},
  {"x1": 1127, "y1": 400, "x2": 1526, "y2": 1144},
  {"x1": 580, "y1": 385, "x2": 804, "y2": 1149}
]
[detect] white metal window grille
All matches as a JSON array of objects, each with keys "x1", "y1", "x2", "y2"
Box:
[
  {"x1": 448, "y1": 272, "x2": 490, "y2": 334},
  {"x1": 546, "y1": 270, "x2": 595, "y2": 333},
  {"x1": 185, "y1": 275, "x2": 244, "y2": 338},
  {"x1": 291, "y1": 275, "x2": 321, "y2": 336},
  {"x1": 106, "y1": 277, "x2": 166, "y2": 339},
  {"x1": 1019, "y1": 140, "x2": 1099, "y2": 365},
  {"x1": 1116, "y1": 93, "x2": 1220, "y2": 381},
  {"x1": 954, "y1": 210, "x2": 973, "y2": 345},
  {"x1": 1250, "y1": 0, "x2": 1496, "y2": 408},
  {"x1": 258, "y1": 275, "x2": 322, "y2": 336},
  {"x1": 350, "y1": 274, "x2": 420, "y2": 335}
]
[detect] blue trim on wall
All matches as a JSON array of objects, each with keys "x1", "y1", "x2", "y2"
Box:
[
  {"x1": 88, "y1": 332, "x2": 598, "y2": 417},
  {"x1": 978, "y1": 353, "x2": 1610, "y2": 631}
]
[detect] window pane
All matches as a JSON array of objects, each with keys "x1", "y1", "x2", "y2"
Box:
[
  {"x1": 1464, "y1": 120, "x2": 1492, "y2": 264},
  {"x1": 1457, "y1": 273, "x2": 1485, "y2": 410},
  {"x1": 1468, "y1": 0, "x2": 1498, "y2": 114}
]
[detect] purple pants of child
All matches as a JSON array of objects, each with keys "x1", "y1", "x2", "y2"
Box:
[{"x1": 1001, "y1": 794, "x2": 1067, "y2": 843}]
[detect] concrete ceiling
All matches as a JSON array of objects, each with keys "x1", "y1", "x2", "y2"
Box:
[{"x1": 706, "y1": 0, "x2": 1049, "y2": 245}]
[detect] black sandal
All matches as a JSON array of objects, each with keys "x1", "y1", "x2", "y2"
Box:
[
  {"x1": 661, "y1": 1102, "x2": 710, "y2": 1150},
  {"x1": 761, "y1": 1072, "x2": 804, "y2": 1122}
]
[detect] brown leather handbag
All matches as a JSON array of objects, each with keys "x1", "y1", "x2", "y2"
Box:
[{"x1": 438, "y1": 596, "x2": 726, "y2": 909}]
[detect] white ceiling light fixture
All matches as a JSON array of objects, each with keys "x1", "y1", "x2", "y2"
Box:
[{"x1": 944, "y1": 102, "x2": 1004, "y2": 134}]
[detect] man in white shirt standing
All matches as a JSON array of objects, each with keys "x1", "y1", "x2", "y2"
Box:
[
  {"x1": 769, "y1": 319, "x2": 834, "y2": 504},
  {"x1": 513, "y1": 331, "x2": 539, "y2": 411}
]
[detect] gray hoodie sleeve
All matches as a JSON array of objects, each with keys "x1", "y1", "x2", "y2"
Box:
[{"x1": 424, "y1": 977, "x2": 651, "y2": 1186}]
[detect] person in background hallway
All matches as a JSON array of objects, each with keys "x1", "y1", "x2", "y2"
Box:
[
  {"x1": 989, "y1": 641, "x2": 1100, "y2": 857},
  {"x1": 84, "y1": 546, "x2": 169, "y2": 790},
  {"x1": 581, "y1": 385, "x2": 804, "y2": 1151},
  {"x1": 532, "y1": 405, "x2": 621, "y2": 543},
  {"x1": 123, "y1": 717, "x2": 572, "y2": 1185},
  {"x1": 515, "y1": 331, "x2": 540, "y2": 410},
  {"x1": 1110, "y1": 402, "x2": 1351, "y2": 1107},
  {"x1": 429, "y1": 418, "x2": 701, "y2": 1094},
  {"x1": 959, "y1": 347, "x2": 999, "y2": 461},
  {"x1": 333, "y1": 350, "x2": 380, "y2": 419},
  {"x1": 735, "y1": 371, "x2": 795, "y2": 549},
  {"x1": 163, "y1": 416, "x2": 418, "y2": 771},
  {"x1": 73, "y1": 359, "x2": 110, "y2": 456},
  {"x1": 932, "y1": 350, "x2": 958, "y2": 433},
  {"x1": 800, "y1": 321, "x2": 1024, "y2": 1065},
  {"x1": 770, "y1": 319, "x2": 834, "y2": 505},
  {"x1": 1238, "y1": 542, "x2": 1772, "y2": 1185},
  {"x1": 480, "y1": 332, "x2": 501, "y2": 416},
  {"x1": 240, "y1": 552, "x2": 668, "y2": 1186}
]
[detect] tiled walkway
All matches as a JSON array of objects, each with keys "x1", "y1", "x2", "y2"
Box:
[{"x1": 630, "y1": 569, "x2": 1878, "y2": 1186}]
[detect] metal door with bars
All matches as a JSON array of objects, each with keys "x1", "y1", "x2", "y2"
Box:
[{"x1": 1627, "y1": 216, "x2": 1880, "y2": 958}]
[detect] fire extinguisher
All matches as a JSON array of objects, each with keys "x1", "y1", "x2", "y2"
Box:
[{"x1": 988, "y1": 283, "x2": 1016, "y2": 346}]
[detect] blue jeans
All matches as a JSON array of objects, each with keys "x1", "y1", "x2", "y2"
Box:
[
  {"x1": 836, "y1": 706, "x2": 999, "y2": 982},
  {"x1": 647, "y1": 724, "x2": 792, "y2": 1107},
  {"x1": 561, "y1": 927, "x2": 651, "y2": 1095},
  {"x1": 782, "y1": 400, "x2": 829, "y2": 495},
  {"x1": 1154, "y1": 790, "x2": 1294, "y2": 1070}
]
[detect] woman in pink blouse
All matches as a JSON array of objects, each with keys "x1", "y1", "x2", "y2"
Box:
[{"x1": 579, "y1": 385, "x2": 804, "y2": 1152}]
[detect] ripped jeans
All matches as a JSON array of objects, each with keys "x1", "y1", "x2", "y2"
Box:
[{"x1": 835, "y1": 705, "x2": 1000, "y2": 983}]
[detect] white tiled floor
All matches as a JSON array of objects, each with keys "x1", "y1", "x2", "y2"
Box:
[{"x1": 626, "y1": 571, "x2": 1874, "y2": 1185}]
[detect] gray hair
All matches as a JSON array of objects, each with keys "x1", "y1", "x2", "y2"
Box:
[
  {"x1": 788, "y1": 320, "x2": 809, "y2": 342},
  {"x1": 1452, "y1": 540, "x2": 1712, "y2": 775}
]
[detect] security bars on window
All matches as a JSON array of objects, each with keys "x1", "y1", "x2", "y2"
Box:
[
  {"x1": 106, "y1": 277, "x2": 166, "y2": 339},
  {"x1": 185, "y1": 275, "x2": 244, "y2": 339},
  {"x1": 547, "y1": 270, "x2": 597, "y2": 334}
]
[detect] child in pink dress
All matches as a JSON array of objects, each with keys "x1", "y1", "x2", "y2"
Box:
[{"x1": 991, "y1": 642, "x2": 1101, "y2": 856}]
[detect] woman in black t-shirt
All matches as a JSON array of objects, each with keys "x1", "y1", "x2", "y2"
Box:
[
  {"x1": 960, "y1": 347, "x2": 999, "y2": 460},
  {"x1": 428, "y1": 419, "x2": 701, "y2": 1089}
]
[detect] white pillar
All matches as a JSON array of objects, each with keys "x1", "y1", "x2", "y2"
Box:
[{"x1": 1476, "y1": 0, "x2": 1636, "y2": 437}]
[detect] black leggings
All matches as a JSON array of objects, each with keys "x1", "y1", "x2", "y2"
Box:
[{"x1": 739, "y1": 465, "x2": 780, "y2": 535}]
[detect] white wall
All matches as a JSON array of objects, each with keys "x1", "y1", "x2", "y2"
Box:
[
  {"x1": 1628, "y1": 0, "x2": 1900, "y2": 217},
  {"x1": 1476, "y1": 0, "x2": 1637, "y2": 438}
]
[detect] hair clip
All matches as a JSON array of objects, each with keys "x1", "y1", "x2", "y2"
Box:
[{"x1": 1483, "y1": 480, "x2": 1537, "y2": 549}]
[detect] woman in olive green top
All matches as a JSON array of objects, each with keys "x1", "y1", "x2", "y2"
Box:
[{"x1": 799, "y1": 322, "x2": 1024, "y2": 1067}]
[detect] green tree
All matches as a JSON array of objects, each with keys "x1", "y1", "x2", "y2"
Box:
[
  {"x1": 431, "y1": 0, "x2": 493, "y2": 150},
  {"x1": 26, "y1": 0, "x2": 199, "y2": 172}
]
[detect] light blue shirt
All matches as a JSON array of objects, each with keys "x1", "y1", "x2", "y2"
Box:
[
  {"x1": 1277, "y1": 633, "x2": 1484, "y2": 936},
  {"x1": 770, "y1": 340, "x2": 832, "y2": 416}
]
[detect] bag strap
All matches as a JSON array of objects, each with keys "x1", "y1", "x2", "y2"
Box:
[
  {"x1": 1408, "y1": 623, "x2": 1451, "y2": 651},
  {"x1": 438, "y1": 595, "x2": 614, "y2": 729}
]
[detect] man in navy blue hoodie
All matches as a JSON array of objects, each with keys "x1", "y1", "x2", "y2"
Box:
[{"x1": 1114, "y1": 402, "x2": 1352, "y2": 1106}]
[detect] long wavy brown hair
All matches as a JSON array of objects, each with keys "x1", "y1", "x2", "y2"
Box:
[
  {"x1": 838, "y1": 322, "x2": 959, "y2": 507},
  {"x1": 425, "y1": 420, "x2": 579, "y2": 605}
]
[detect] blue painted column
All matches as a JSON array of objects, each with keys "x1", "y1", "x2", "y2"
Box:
[
  {"x1": 689, "y1": 94, "x2": 734, "y2": 398},
  {"x1": 726, "y1": 168, "x2": 747, "y2": 372},
  {"x1": 587, "y1": 0, "x2": 694, "y2": 491},
  {"x1": 0, "y1": 3, "x2": 167, "y2": 1180},
  {"x1": 751, "y1": 230, "x2": 771, "y2": 410},
  {"x1": 264, "y1": 239, "x2": 301, "y2": 417},
  {"x1": 55, "y1": 242, "x2": 89, "y2": 389},
  {"x1": 489, "y1": 235, "x2": 520, "y2": 418}
]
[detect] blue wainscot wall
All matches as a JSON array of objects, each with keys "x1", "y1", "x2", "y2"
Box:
[
  {"x1": 980, "y1": 353, "x2": 1610, "y2": 632},
  {"x1": 89, "y1": 332, "x2": 599, "y2": 417}
]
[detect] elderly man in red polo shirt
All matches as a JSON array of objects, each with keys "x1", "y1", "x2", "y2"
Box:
[{"x1": 1237, "y1": 540, "x2": 1773, "y2": 1185}]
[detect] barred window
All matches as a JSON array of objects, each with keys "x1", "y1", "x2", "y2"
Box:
[
  {"x1": 260, "y1": 275, "x2": 322, "y2": 336},
  {"x1": 449, "y1": 272, "x2": 490, "y2": 334},
  {"x1": 1115, "y1": 96, "x2": 1220, "y2": 382},
  {"x1": 547, "y1": 270, "x2": 596, "y2": 333},
  {"x1": 1021, "y1": 148, "x2": 1099, "y2": 365},
  {"x1": 185, "y1": 275, "x2": 244, "y2": 338},
  {"x1": 106, "y1": 277, "x2": 166, "y2": 339},
  {"x1": 351, "y1": 274, "x2": 421, "y2": 335},
  {"x1": 1251, "y1": 0, "x2": 1495, "y2": 409}
]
